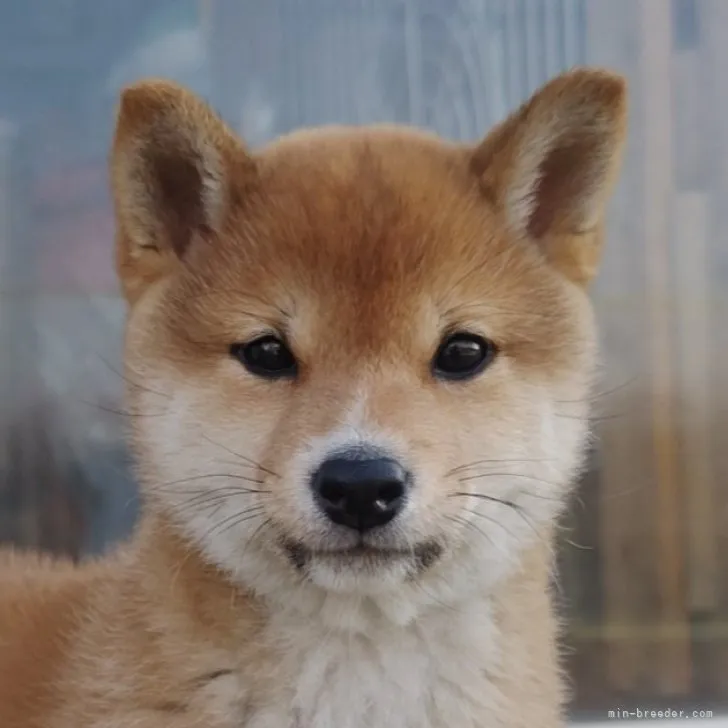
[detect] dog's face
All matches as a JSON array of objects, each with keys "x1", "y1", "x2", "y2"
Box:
[{"x1": 111, "y1": 70, "x2": 626, "y2": 603}]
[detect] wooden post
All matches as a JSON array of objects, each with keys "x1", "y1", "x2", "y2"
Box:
[
  {"x1": 694, "y1": 0, "x2": 728, "y2": 700},
  {"x1": 640, "y1": 0, "x2": 691, "y2": 696},
  {"x1": 585, "y1": 0, "x2": 661, "y2": 699}
]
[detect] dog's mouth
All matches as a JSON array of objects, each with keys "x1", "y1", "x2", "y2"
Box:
[{"x1": 281, "y1": 538, "x2": 443, "y2": 574}]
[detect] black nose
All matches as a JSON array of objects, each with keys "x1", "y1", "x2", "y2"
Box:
[{"x1": 311, "y1": 455, "x2": 409, "y2": 531}]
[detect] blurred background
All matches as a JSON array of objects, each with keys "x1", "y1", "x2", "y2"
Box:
[{"x1": 0, "y1": 0, "x2": 726, "y2": 723}]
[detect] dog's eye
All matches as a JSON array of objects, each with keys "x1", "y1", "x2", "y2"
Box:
[
  {"x1": 432, "y1": 333, "x2": 496, "y2": 381},
  {"x1": 230, "y1": 335, "x2": 297, "y2": 379}
]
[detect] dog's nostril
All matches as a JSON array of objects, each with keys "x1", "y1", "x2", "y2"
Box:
[
  {"x1": 311, "y1": 455, "x2": 410, "y2": 531},
  {"x1": 318, "y1": 480, "x2": 347, "y2": 509}
]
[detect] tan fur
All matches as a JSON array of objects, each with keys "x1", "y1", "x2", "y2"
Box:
[{"x1": 0, "y1": 68, "x2": 626, "y2": 727}]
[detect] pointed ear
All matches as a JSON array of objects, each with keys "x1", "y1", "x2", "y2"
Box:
[
  {"x1": 110, "y1": 80, "x2": 254, "y2": 302},
  {"x1": 472, "y1": 68, "x2": 627, "y2": 285}
]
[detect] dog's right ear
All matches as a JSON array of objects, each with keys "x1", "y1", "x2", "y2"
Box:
[{"x1": 110, "y1": 80, "x2": 254, "y2": 303}]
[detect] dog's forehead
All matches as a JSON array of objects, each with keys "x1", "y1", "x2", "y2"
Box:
[{"x1": 218, "y1": 129, "x2": 517, "y2": 300}]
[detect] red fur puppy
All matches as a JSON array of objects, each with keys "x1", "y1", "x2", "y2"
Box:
[{"x1": 0, "y1": 67, "x2": 626, "y2": 727}]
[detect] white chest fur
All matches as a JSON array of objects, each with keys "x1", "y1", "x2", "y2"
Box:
[{"x1": 245, "y1": 594, "x2": 501, "y2": 728}]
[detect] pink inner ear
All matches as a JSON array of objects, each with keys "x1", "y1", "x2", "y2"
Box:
[{"x1": 527, "y1": 140, "x2": 595, "y2": 239}]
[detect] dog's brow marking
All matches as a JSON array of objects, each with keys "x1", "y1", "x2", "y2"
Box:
[
  {"x1": 193, "y1": 668, "x2": 234, "y2": 686},
  {"x1": 153, "y1": 700, "x2": 187, "y2": 714}
]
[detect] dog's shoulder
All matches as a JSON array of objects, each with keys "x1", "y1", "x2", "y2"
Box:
[
  {"x1": 0, "y1": 547, "x2": 99, "y2": 615},
  {"x1": 0, "y1": 548, "x2": 104, "y2": 728}
]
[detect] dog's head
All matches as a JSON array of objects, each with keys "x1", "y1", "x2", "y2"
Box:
[{"x1": 111, "y1": 69, "x2": 626, "y2": 614}]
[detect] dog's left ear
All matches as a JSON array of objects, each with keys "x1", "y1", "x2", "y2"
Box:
[{"x1": 472, "y1": 68, "x2": 627, "y2": 285}]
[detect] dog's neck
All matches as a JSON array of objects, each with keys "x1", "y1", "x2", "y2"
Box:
[{"x1": 111, "y1": 511, "x2": 561, "y2": 727}]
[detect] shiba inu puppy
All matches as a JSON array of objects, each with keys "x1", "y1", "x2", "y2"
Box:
[{"x1": 0, "y1": 67, "x2": 626, "y2": 727}]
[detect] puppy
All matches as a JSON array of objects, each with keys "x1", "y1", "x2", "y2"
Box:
[{"x1": 0, "y1": 67, "x2": 626, "y2": 727}]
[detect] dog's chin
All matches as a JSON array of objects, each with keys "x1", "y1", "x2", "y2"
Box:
[{"x1": 280, "y1": 538, "x2": 444, "y2": 595}]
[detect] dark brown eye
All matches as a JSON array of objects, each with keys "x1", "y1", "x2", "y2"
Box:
[
  {"x1": 230, "y1": 335, "x2": 297, "y2": 379},
  {"x1": 432, "y1": 333, "x2": 496, "y2": 381}
]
